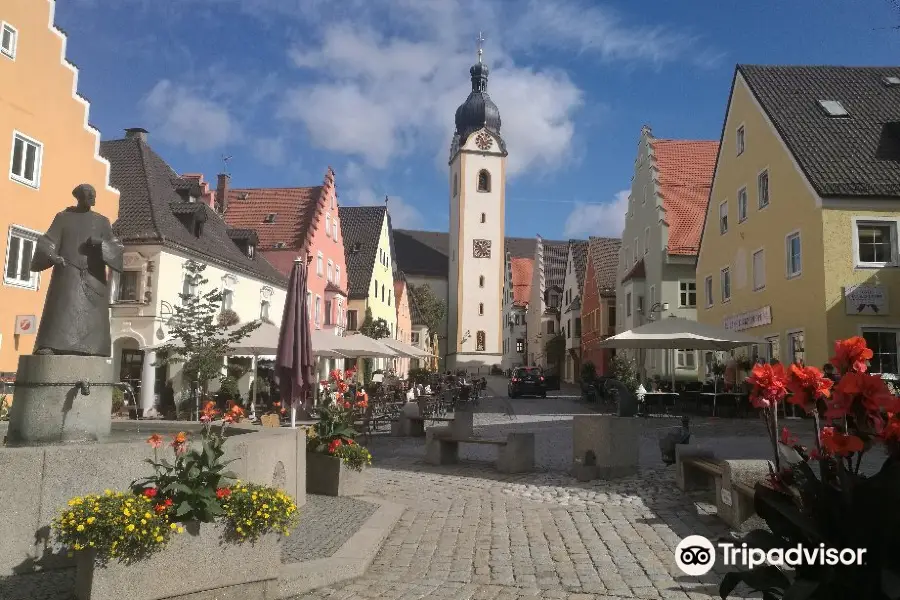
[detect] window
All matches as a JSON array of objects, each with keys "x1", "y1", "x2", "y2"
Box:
[
  {"x1": 1, "y1": 22, "x2": 17, "y2": 60},
  {"x1": 10, "y1": 132, "x2": 42, "y2": 188},
  {"x1": 679, "y1": 281, "x2": 697, "y2": 308},
  {"x1": 306, "y1": 291, "x2": 312, "y2": 321},
  {"x1": 325, "y1": 214, "x2": 332, "y2": 237},
  {"x1": 411, "y1": 331, "x2": 420, "y2": 345},
  {"x1": 721, "y1": 267, "x2": 731, "y2": 302},
  {"x1": 316, "y1": 253, "x2": 323, "y2": 276},
  {"x1": 332, "y1": 219, "x2": 338, "y2": 240},
  {"x1": 704, "y1": 276, "x2": 713, "y2": 308},
  {"x1": 373, "y1": 280, "x2": 378, "y2": 299},
  {"x1": 649, "y1": 285, "x2": 655, "y2": 308},
  {"x1": 453, "y1": 173, "x2": 459, "y2": 197},
  {"x1": 477, "y1": 170, "x2": 491, "y2": 192},
  {"x1": 314, "y1": 295, "x2": 322, "y2": 326},
  {"x1": 4, "y1": 227, "x2": 37, "y2": 289},
  {"x1": 758, "y1": 170, "x2": 769, "y2": 208},
  {"x1": 719, "y1": 201, "x2": 728, "y2": 234},
  {"x1": 818, "y1": 100, "x2": 849, "y2": 117},
  {"x1": 335, "y1": 265, "x2": 341, "y2": 284},
  {"x1": 516, "y1": 338, "x2": 524, "y2": 353},
  {"x1": 644, "y1": 227, "x2": 650, "y2": 255},
  {"x1": 117, "y1": 271, "x2": 140, "y2": 302},
  {"x1": 787, "y1": 330, "x2": 805, "y2": 365},
  {"x1": 637, "y1": 295, "x2": 644, "y2": 314},
  {"x1": 884, "y1": 76, "x2": 900, "y2": 86},
  {"x1": 478, "y1": 303, "x2": 484, "y2": 315},
  {"x1": 263, "y1": 213, "x2": 276, "y2": 223},
  {"x1": 676, "y1": 350, "x2": 696, "y2": 369},
  {"x1": 325, "y1": 299, "x2": 333, "y2": 325},
  {"x1": 607, "y1": 305, "x2": 616, "y2": 333},
  {"x1": 480, "y1": 213, "x2": 486, "y2": 224},
  {"x1": 479, "y1": 275, "x2": 485, "y2": 288},
  {"x1": 634, "y1": 237, "x2": 639, "y2": 261},
  {"x1": 260, "y1": 300, "x2": 270, "y2": 321},
  {"x1": 626, "y1": 292, "x2": 632, "y2": 317},
  {"x1": 752, "y1": 249, "x2": 766, "y2": 291},
  {"x1": 346, "y1": 309, "x2": 358, "y2": 331},
  {"x1": 862, "y1": 329, "x2": 898, "y2": 374},
  {"x1": 547, "y1": 321, "x2": 555, "y2": 334},
  {"x1": 786, "y1": 232, "x2": 802, "y2": 278},
  {"x1": 566, "y1": 321, "x2": 571, "y2": 338},
  {"x1": 574, "y1": 317, "x2": 581, "y2": 337},
  {"x1": 736, "y1": 125, "x2": 745, "y2": 155},
  {"x1": 476, "y1": 330, "x2": 486, "y2": 351},
  {"x1": 336, "y1": 298, "x2": 343, "y2": 326},
  {"x1": 737, "y1": 187, "x2": 748, "y2": 222},
  {"x1": 222, "y1": 289, "x2": 233, "y2": 311},
  {"x1": 327, "y1": 260, "x2": 333, "y2": 282},
  {"x1": 765, "y1": 335, "x2": 780, "y2": 362},
  {"x1": 855, "y1": 220, "x2": 897, "y2": 266}
]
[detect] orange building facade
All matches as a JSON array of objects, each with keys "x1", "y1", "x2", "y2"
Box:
[{"x1": 0, "y1": 0, "x2": 119, "y2": 374}]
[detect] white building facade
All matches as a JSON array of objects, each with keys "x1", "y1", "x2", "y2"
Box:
[{"x1": 562, "y1": 241, "x2": 588, "y2": 383}]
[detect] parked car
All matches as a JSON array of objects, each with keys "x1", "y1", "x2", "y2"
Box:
[{"x1": 508, "y1": 367, "x2": 547, "y2": 398}]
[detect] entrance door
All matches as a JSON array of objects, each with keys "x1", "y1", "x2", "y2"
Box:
[{"x1": 119, "y1": 349, "x2": 145, "y2": 401}]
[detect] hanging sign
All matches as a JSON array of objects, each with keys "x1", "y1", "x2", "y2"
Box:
[
  {"x1": 844, "y1": 284, "x2": 888, "y2": 315},
  {"x1": 14, "y1": 315, "x2": 36, "y2": 335}
]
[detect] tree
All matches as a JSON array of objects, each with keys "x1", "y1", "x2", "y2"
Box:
[
  {"x1": 357, "y1": 307, "x2": 390, "y2": 384},
  {"x1": 155, "y1": 260, "x2": 260, "y2": 416},
  {"x1": 408, "y1": 283, "x2": 446, "y2": 371}
]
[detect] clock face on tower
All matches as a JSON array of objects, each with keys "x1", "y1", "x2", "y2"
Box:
[
  {"x1": 473, "y1": 239, "x2": 491, "y2": 258},
  {"x1": 475, "y1": 132, "x2": 493, "y2": 151}
]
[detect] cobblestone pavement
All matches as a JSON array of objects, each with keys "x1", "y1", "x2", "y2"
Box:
[
  {"x1": 289, "y1": 377, "x2": 771, "y2": 600},
  {"x1": 283, "y1": 494, "x2": 378, "y2": 562}
]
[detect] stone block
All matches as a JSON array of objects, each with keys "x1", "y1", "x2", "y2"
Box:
[
  {"x1": 7, "y1": 355, "x2": 115, "y2": 446},
  {"x1": 306, "y1": 452, "x2": 367, "y2": 496},
  {"x1": 497, "y1": 433, "x2": 534, "y2": 473},
  {"x1": 0, "y1": 446, "x2": 45, "y2": 574},
  {"x1": 74, "y1": 521, "x2": 280, "y2": 600},
  {"x1": 719, "y1": 459, "x2": 770, "y2": 528},
  {"x1": 450, "y1": 410, "x2": 474, "y2": 437},
  {"x1": 674, "y1": 445, "x2": 716, "y2": 491},
  {"x1": 571, "y1": 415, "x2": 639, "y2": 480}
]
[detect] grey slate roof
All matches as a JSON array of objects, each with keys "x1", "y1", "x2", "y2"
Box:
[
  {"x1": 543, "y1": 242, "x2": 569, "y2": 291},
  {"x1": 739, "y1": 64, "x2": 900, "y2": 197},
  {"x1": 569, "y1": 240, "x2": 589, "y2": 292},
  {"x1": 587, "y1": 236, "x2": 621, "y2": 295},
  {"x1": 392, "y1": 230, "x2": 570, "y2": 279},
  {"x1": 338, "y1": 205, "x2": 390, "y2": 300},
  {"x1": 100, "y1": 137, "x2": 286, "y2": 286}
]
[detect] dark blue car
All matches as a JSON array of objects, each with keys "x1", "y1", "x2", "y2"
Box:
[{"x1": 508, "y1": 366, "x2": 547, "y2": 398}]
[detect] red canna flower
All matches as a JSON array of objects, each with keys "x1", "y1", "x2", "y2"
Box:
[
  {"x1": 164, "y1": 498, "x2": 173, "y2": 507},
  {"x1": 820, "y1": 427, "x2": 864, "y2": 457},
  {"x1": 147, "y1": 433, "x2": 163, "y2": 449},
  {"x1": 154, "y1": 503, "x2": 167, "y2": 514},
  {"x1": 746, "y1": 363, "x2": 788, "y2": 409},
  {"x1": 215, "y1": 487, "x2": 232, "y2": 499},
  {"x1": 830, "y1": 336, "x2": 873, "y2": 375},
  {"x1": 829, "y1": 372, "x2": 900, "y2": 418},
  {"x1": 780, "y1": 426, "x2": 798, "y2": 446},
  {"x1": 171, "y1": 431, "x2": 188, "y2": 455},
  {"x1": 200, "y1": 401, "x2": 220, "y2": 424},
  {"x1": 881, "y1": 413, "x2": 900, "y2": 442},
  {"x1": 786, "y1": 364, "x2": 832, "y2": 413},
  {"x1": 143, "y1": 487, "x2": 158, "y2": 498}
]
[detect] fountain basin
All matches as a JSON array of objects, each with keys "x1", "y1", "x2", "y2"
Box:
[{"x1": 0, "y1": 420, "x2": 306, "y2": 576}]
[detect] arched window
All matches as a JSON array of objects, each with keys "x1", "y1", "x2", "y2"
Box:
[
  {"x1": 480, "y1": 212, "x2": 486, "y2": 223},
  {"x1": 478, "y1": 303, "x2": 484, "y2": 315},
  {"x1": 453, "y1": 173, "x2": 459, "y2": 197},
  {"x1": 479, "y1": 275, "x2": 485, "y2": 287},
  {"x1": 477, "y1": 170, "x2": 491, "y2": 192},
  {"x1": 476, "y1": 330, "x2": 486, "y2": 351}
]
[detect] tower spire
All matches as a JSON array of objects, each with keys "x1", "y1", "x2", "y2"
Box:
[{"x1": 477, "y1": 31, "x2": 485, "y2": 64}]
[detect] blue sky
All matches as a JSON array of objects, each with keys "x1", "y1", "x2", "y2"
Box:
[{"x1": 57, "y1": 0, "x2": 900, "y2": 239}]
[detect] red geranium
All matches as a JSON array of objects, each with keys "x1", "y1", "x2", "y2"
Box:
[
  {"x1": 142, "y1": 487, "x2": 158, "y2": 498},
  {"x1": 881, "y1": 413, "x2": 900, "y2": 442},
  {"x1": 786, "y1": 364, "x2": 832, "y2": 413},
  {"x1": 328, "y1": 439, "x2": 343, "y2": 454},
  {"x1": 830, "y1": 336, "x2": 873, "y2": 374},
  {"x1": 215, "y1": 487, "x2": 232, "y2": 499},
  {"x1": 820, "y1": 426, "x2": 864, "y2": 457},
  {"x1": 746, "y1": 363, "x2": 788, "y2": 409}
]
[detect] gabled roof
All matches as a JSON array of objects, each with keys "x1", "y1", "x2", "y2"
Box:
[
  {"x1": 223, "y1": 182, "x2": 325, "y2": 250},
  {"x1": 510, "y1": 257, "x2": 533, "y2": 307},
  {"x1": 622, "y1": 257, "x2": 646, "y2": 283},
  {"x1": 652, "y1": 139, "x2": 718, "y2": 256},
  {"x1": 392, "y1": 230, "x2": 570, "y2": 278},
  {"x1": 587, "y1": 236, "x2": 621, "y2": 293},
  {"x1": 569, "y1": 239, "x2": 589, "y2": 291},
  {"x1": 100, "y1": 137, "x2": 286, "y2": 286},
  {"x1": 738, "y1": 64, "x2": 900, "y2": 198},
  {"x1": 399, "y1": 272, "x2": 428, "y2": 328},
  {"x1": 339, "y1": 206, "x2": 389, "y2": 300}
]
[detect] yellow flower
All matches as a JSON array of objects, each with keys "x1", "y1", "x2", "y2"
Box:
[
  {"x1": 127, "y1": 524, "x2": 135, "y2": 532},
  {"x1": 74, "y1": 543, "x2": 83, "y2": 551},
  {"x1": 155, "y1": 535, "x2": 164, "y2": 542},
  {"x1": 170, "y1": 523, "x2": 177, "y2": 530},
  {"x1": 141, "y1": 519, "x2": 147, "y2": 525},
  {"x1": 86, "y1": 517, "x2": 95, "y2": 525},
  {"x1": 144, "y1": 512, "x2": 152, "y2": 519},
  {"x1": 76, "y1": 524, "x2": 85, "y2": 532},
  {"x1": 177, "y1": 527, "x2": 184, "y2": 534},
  {"x1": 123, "y1": 509, "x2": 131, "y2": 517}
]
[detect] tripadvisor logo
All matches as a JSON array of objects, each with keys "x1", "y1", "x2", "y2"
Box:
[{"x1": 675, "y1": 536, "x2": 866, "y2": 576}]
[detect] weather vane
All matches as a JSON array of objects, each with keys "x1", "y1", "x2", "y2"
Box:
[
  {"x1": 477, "y1": 31, "x2": 485, "y2": 63},
  {"x1": 222, "y1": 154, "x2": 233, "y2": 175}
]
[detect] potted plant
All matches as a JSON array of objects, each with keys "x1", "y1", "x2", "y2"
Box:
[
  {"x1": 306, "y1": 369, "x2": 372, "y2": 496},
  {"x1": 55, "y1": 401, "x2": 299, "y2": 600},
  {"x1": 719, "y1": 337, "x2": 900, "y2": 600}
]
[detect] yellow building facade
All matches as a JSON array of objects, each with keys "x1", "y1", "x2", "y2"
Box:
[
  {"x1": 697, "y1": 65, "x2": 900, "y2": 373},
  {"x1": 0, "y1": 0, "x2": 119, "y2": 374}
]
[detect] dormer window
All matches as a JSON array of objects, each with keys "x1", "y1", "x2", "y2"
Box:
[
  {"x1": 264, "y1": 213, "x2": 277, "y2": 223},
  {"x1": 884, "y1": 76, "x2": 900, "y2": 87},
  {"x1": 193, "y1": 221, "x2": 203, "y2": 237},
  {"x1": 247, "y1": 244, "x2": 255, "y2": 259},
  {"x1": 274, "y1": 242, "x2": 286, "y2": 249},
  {"x1": 818, "y1": 100, "x2": 849, "y2": 117}
]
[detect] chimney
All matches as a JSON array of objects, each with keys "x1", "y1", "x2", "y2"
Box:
[
  {"x1": 124, "y1": 127, "x2": 148, "y2": 143},
  {"x1": 215, "y1": 173, "x2": 230, "y2": 214}
]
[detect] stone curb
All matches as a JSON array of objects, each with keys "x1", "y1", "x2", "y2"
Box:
[{"x1": 278, "y1": 496, "x2": 404, "y2": 598}]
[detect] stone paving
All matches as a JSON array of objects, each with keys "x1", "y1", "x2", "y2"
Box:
[
  {"x1": 283, "y1": 495, "x2": 379, "y2": 562},
  {"x1": 288, "y1": 377, "x2": 772, "y2": 600}
]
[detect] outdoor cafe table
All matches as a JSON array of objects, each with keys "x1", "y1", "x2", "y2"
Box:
[
  {"x1": 640, "y1": 392, "x2": 678, "y2": 415},
  {"x1": 698, "y1": 392, "x2": 747, "y2": 417}
]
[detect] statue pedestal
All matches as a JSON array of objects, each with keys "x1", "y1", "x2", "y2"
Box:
[
  {"x1": 572, "y1": 415, "x2": 639, "y2": 480},
  {"x1": 6, "y1": 355, "x2": 114, "y2": 447}
]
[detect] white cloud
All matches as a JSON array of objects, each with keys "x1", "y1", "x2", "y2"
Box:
[
  {"x1": 563, "y1": 189, "x2": 629, "y2": 239},
  {"x1": 339, "y1": 160, "x2": 425, "y2": 229},
  {"x1": 140, "y1": 80, "x2": 241, "y2": 153},
  {"x1": 251, "y1": 137, "x2": 286, "y2": 166}
]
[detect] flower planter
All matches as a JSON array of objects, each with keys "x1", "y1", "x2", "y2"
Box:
[
  {"x1": 74, "y1": 521, "x2": 280, "y2": 600},
  {"x1": 306, "y1": 452, "x2": 367, "y2": 496}
]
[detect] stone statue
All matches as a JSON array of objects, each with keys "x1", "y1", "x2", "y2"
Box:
[
  {"x1": 30, "y1": 184, "x2": 123, "y2": 357},
  {"x1": 605, "y1": 378, "x2": 638, "y2": 417}
]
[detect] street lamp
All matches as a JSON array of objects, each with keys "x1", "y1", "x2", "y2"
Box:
[{"x1": 637, "y1": 301, "x2": 669, "y2": 383}]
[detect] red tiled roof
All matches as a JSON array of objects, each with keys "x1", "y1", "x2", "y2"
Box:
[
  {"x1": 510, "y1": 257, "x2": 533, "y2": 307},
  {"x1": 652, "y1": 140, "x2": 718, "y2": 256},
  {"x1": 224, "y1": 185, "x2": 323, "y2": 250}
]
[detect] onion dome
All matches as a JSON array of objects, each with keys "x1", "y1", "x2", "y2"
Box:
[{"x1": 453, "y1": 60, "x2": 503, "y2": 148}]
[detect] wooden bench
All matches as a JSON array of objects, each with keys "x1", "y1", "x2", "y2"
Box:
[{"x1": 425, "y1": 431, "x2": 534, "y2": 473}]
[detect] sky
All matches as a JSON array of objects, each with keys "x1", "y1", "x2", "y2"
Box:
[{"x1": 56, "y1": 0, "x2": 900, "y2": 239}]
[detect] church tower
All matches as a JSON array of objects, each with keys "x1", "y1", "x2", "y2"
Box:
[{"x1": 447, "y1": 35, "x2": 507, "y2": 370}]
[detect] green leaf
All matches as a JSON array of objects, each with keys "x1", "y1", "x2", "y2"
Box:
[{"x1": 175, "y1": 501, "x2": 193, "y2": 517}]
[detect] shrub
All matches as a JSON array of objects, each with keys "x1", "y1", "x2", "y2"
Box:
[
  {"x1": 609, "y1": 354, "x2": 639, "y2": 393},
  {"x1": 217, "y1": 375, "x2": 242, "y2": 404},
  {"x1": 111, "y1": 387, "x2": 125, "y2": 415},
  {"x1": 217, "y1": 309, "x2": 240, "y2": 328},
  {"x1": 220, "y1": 481, "x2": 299, "y2": 541},
  {"x1": 330, "y1": 439, "x2": 373, "y2": 472},
  {"x1": 407, "y1": 368, "x2": 433, "y2": 384},
  {"x1": 580, "y1": 361, "x2": 597, "y2": 383},
  {"x1": 0, "y1": 395, "x2": 10, "y2": 421},
  {"x1": 53, "y1": 491, "x2": 180, "y2": 565},
  {"x1": 490, "y1": 365, "x2": 503, "y2": 376}
]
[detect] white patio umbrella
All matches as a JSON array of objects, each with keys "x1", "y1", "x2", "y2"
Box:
[
  {"x1": 339, "y1": 332, "x2": 399, "y2": 358},
  {"x1": 379, "y1": 337, "x2": 432, "y2": 359},
  {"x1": 598, "y1": 316, "x2": 766, "y2": 389}
]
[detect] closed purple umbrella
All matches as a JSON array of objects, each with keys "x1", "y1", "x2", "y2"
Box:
[{"x1": 275, "y1": 257, "x2": 316, "y2": 425}]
